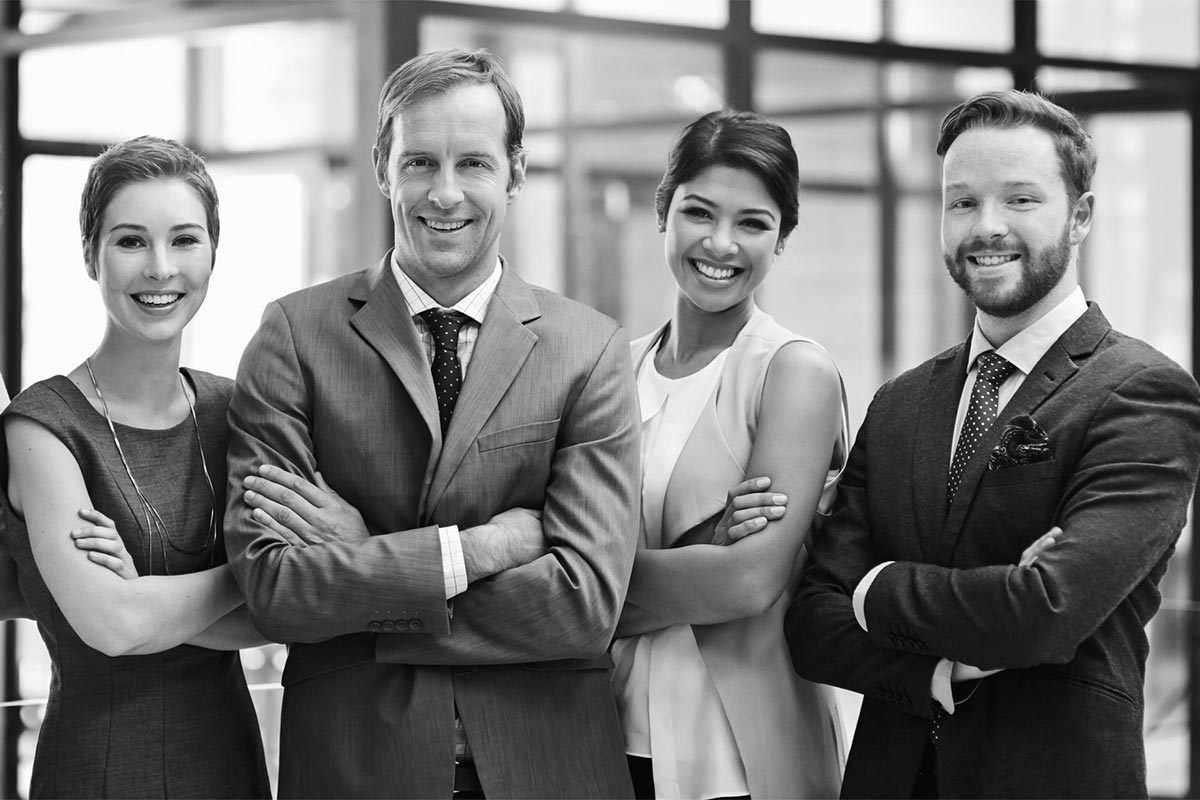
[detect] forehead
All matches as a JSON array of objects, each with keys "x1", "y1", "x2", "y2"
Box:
[
  {"x1": 389, "y1": 82, "x2": 508, "y2": 155},
  {"x1": 103, "y1": 178, "x2": 207, "y2": 226},
  {"x1": 942, "y1": 125, "x2": 1065, "y2": 191},
  {"x1": 674, "y1": 164, "x2": 777, "y2": 209}
]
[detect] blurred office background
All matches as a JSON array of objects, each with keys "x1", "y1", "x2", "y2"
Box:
[{"x1": 0, "y1": 0, "x2": 1196, "y2": 796}]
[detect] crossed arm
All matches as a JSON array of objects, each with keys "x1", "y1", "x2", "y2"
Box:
[
  {"x1": 616, "y1": 341, "x2": 844, "y2": 637},
  {"x1": 4, "y1": 416, "x2": 267, "y2": 656},
  {"x1": 226, "y1": 301, "x2": 642, "y2": 662},
  {"x1": 788, "y1": 364, "x2": 1200, "y2": 712}
]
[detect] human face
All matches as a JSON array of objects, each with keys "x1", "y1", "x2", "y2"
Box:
[
  {"x1": 664, "y1": 164, "x2": 783, "y2": 315},
  {"x1": 941, "y1": 125, "x2": 1093, "y2": 320},
  {"x1": 93, "y1": 178, "x2": 213, "y2": 346},
  {"x1": 373, "y1": 83, "x2": 525, "y2": 305}
]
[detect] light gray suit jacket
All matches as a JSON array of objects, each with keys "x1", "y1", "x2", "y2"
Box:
[{"x1": 225, "y1": 256, "x2": 641, "y2": 799}]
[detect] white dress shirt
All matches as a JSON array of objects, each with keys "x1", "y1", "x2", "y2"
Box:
[
  {"x1": 391, "y1": 256, "x2": 503, "y2": 599},
  {"x1": 853, "y1": 286, "x2": 1088, "y2": 712}
]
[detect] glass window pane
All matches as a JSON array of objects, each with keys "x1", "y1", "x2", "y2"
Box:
[
  {"x1": 1040, "y1": 0, "x2": 1199, "y2": 65},
  {"x1": 434, "y1": 0, "x2": 566, "y2": 10},
  {"x1": 421, "y1": 17, "x2": 565, "y2": 128},
  {"x1": 759, "y1": 193, "x2": 880, "y2": 435},
  {"x1": 574, "y1": 0, "x2": 726, "y2": 28},
  {"x1": 211, "y1": 20, "x2": 357, "y2": 151},
  {"x1": 779, "y1": 114, "x2": 879, "y2": 185},
  {"x1": 892, "y1": 0, "x2": 1011, "y2": 51},
  {"x1": 21, "y1": 38, "x2": 186, "y2": 142},
  {"x1": 505, "y1": 173, "x2": 566, "y2": 295},
  {"x1": 757, "y1": 51, "x2": 881, "y2": 111},
  {"x1": 1037, "y1": 67, "x2": 1140, "y2": 95},
  {"x1": 20, "y1": 156, "x2": 99, "y2": 389},
  {"x1": 753, "y1": 0, "x2": 882, "y2": 41}
]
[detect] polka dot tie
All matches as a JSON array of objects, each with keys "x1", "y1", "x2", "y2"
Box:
[
  {"x1": 420, "y1": 309, "x2": 470, "y2": 435},
  {"x1": 947, "y1": 350, "x2": 1017, "y2": 501}
]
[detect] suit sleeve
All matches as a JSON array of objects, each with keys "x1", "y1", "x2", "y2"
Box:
[
  {"x1": 375, "y1": 326, "x2": 642, "y2": 665},
  {"x1": 225, "y1": 301, "x2": 449, "y2": 644},
  {"x1": 861, "y1": 364, "x2": 1200, "y2": 669},
  {"x1": 786, "y1": 390, "x2": 942, "y2": 718}
]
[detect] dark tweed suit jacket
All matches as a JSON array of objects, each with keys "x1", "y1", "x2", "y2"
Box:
[
  {"x1": 787, "y1": 304, "x2": 1200, "y2": 799},
  {"x1": 224, "y1": 257, "x2": 641, "y2": 799}
]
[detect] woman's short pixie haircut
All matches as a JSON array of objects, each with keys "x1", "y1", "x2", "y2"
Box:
[
  {"x1": 374, "y1": 48, "x2": 526, "y2": 187},
  {"x1": 79, "y1": 135, "x2": 219, "y2": 277},
  {"x1": 936, "y1": 89, "x2": 1096, "y2": 203},
  {"x1": 654, "y1": 109, "x2": 800, "y2": 242}
]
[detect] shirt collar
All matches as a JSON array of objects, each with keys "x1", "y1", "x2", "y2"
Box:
[
  {"x1": 391, "y1": 256, "x2": 503, "y2": 326},
  {"x1": 967, "y1": 285, "x2": 1087, "y2": 376}
]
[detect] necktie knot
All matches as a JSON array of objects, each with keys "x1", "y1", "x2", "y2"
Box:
[
  {"x1": 420, "y1": 309, "x2": 469, "y2": 353},
  {"x1": 975, "y1": 350, "x2": 1016, "y2": 388}
]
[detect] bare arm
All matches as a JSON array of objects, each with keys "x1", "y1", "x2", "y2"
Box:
[
  {"x1": 622, "y1": 342, "x2": 843, "y2": 626},
  {"x1": 5, "y1": 416, "x2": 245, "y2": 657}
]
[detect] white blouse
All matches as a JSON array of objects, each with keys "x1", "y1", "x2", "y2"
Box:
[{"x1": 611, "y1": 345, "x2": 750, "y2": 800}]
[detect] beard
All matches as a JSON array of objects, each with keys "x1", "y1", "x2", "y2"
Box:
[{"x1": 943, "y1": 224, "x2": 1072, "y2": 318}]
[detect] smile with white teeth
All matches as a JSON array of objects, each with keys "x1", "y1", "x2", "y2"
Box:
[
  {"x1": 423, "y1": 218, "x2": 469, "y2": 232},
  {"x1": 132, "y1": 292, "x2": 183, "y2": 306},
  {"x1": 691, "y1": 259, "x2": 739, "y2": 281},
  {"x1": 970, "y1": 254, "x2": 1019, "y2": 267}
]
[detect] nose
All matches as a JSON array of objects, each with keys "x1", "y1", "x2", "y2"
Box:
[
  {"x1": 143, "y1": 244, "x2": 178, "y2": 281},
  {"x1": 703, "y1": 223, "x2": 738, "y2": 258},
  {"x1": 428, "y1": 167, "x2": 464, "y2": 209},
  {"x1": 972, "y1": 201, "x2": 1009, "y2": 240}
]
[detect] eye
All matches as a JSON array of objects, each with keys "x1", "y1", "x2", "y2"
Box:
[
  {"x1": 115, "y1": 235, "x2": 145, "y2": 248},
  {"x1": 462, "y1": 159, "x2": 490, "y2": 169},
  {"x1": 947, "y1": 198, "x2": 976, "y2": 211},
  {"x1": 1010, "y1": 196, "x2": 1038, "y2": 207},
  {"x1": 405, "y1": 157, "x2": 432, "y2": 170},
  {"x1": 681, "y1": 207, "x2": 711, "y2": 221},
  {"x1": 173, "y1": 234, "x2": 201, "y2": 247},
  {"x1": 740, "y1": 218, "x2": 770, "y2": 232}
]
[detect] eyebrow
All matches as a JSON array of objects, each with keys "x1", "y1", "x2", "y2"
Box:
[
  {"x1": 680, "y1": 193, "x2": 778, "y2": 220},
  {"x1": 943, "y1": 180, "x2": 1044, "y2": 192},
  {"x1": 109, "y1": 223, "x2": 206, "y2": 232}
]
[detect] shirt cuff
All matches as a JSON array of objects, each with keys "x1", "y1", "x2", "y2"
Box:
[
  {"x1": 439, "y1": 525, "x2": 468, "y2": 599},
  {"x1": 852, "y1": 561, "x2": 894, "y2": 631},
  {"x1": 931, "y1": 658, "x2": 956, "y2": 714}
]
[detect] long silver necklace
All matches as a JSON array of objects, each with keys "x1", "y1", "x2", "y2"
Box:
[{"x1": 84, "y1": 358, "x2": 217, "y2": 573}]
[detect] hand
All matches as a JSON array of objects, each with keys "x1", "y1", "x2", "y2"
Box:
[
  {"x1": 1019, "y1": 526, "x2": 1061, "y2": 567},
  {"x1": 711, "y1": 476, "x2": 788, "y2": 546},
  {"x1": 243, "y1": 465, "x2": 369, "y2": 546},
  {"x1": 71, "y1": 508, "x2": 138, "y2": 580},
  {"x1": 462, "y1": 508, "x2": 545, "y2": 583}
]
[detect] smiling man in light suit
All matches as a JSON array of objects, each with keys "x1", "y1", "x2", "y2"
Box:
[
  {"x1": 223, "y1": 49, "x2": 640, "y2": 799},
  {"x1": 786, "y1": 90, "x2": 1200, "y2": 798}
]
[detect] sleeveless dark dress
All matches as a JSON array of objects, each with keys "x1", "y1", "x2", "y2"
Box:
[{"x1": 2, "y1": 370, "x2": 270, "y2": 799}]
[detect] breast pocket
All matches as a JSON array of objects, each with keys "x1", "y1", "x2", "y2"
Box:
[
  {"x1": 477, "y1": 419, "x2": 559, "y2": 453},
  {"x1": 965, "y1": 460, "x2": 1061, "y2": 563}
]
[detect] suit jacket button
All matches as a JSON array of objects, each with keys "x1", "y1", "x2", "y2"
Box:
[
  {"x1": 409, "y1": 619, "x2": 423, "y2": 631},
  {"x1": 381, "y1": 620, "x2": 396, "y2": 632},
  {"x1": 367, "y1": 621, "x2": 383, "y2": 632},
  {"x1": 396, "y1": 620, "x2": 410, "y2": 631}
]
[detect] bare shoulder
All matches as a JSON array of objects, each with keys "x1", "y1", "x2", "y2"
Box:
[{"x1": 767, "y1": 339, "x2": 841, "y2": 394}]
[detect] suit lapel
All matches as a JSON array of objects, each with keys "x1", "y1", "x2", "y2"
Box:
[
  {"x1": 347, "y1": 255, "x2": 442, "y2": 448},
  {"x1": 913, "y1": 345, "x2": 968, "y2": 563},
  {"x1": 426, "y1": 269, "x2": 541, "y2": 512},
  {"x1": 941, "y1": 304, "x2": 1111, "y2": 551}
]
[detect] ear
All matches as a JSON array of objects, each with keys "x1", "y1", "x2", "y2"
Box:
[
  {"x1": 774, "y1": 236, "x2": 788, "y2": 256},
  {"x1": 506, "y1": 151, "x2": 528, "y2": 203},
  {"x1": 371, "y1": 145, "x2": 390, "y2": 198},
  {"x1": 1068, "y1": 191, "x2": 1094, "y2": 246}
]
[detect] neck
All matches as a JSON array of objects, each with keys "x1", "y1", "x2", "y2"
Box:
[
  {"x1": 661, "y1": 295, "x2": 754, "y2": 373},
  {"x1": 978, "y1": 269, "x2": 1078, "y2": 348},
  {"x1": 83, "y1": 330, "x2": 186, "y2": 423}
]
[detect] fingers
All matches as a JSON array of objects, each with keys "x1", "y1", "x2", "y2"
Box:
[
  {"x1": 85, "y1": 552, "x2": 129, "y2": 575},
  {"x1": 251, "y1": 465, "x2": 327, "y2": 510},
  {"x1": 250, "y1": 507, "x2": 307, "y2": 547},
  {"x1": 726, "y1": 476, "x2": 771, "y2": 501},
  {"x1": 723, "y1": 516, "x2": 770, "y2": 542},
  {"x1": 71, "y1": 520, "x2": 121, "y2": 543},
  {"x1": 727, "y1": 505, "x2": 786, "y2": 526},
  {"x1": 1019, "y1": 527, "x2": 1060, "y2": 568},
  {"x1": 71, "y1": 535, "x2": 127, "y2": 557},
  {"x1": 76, "y1": 508, "x2": 117, "y2": 529},
  {"x1": 244, "y1": 490, "x2": 312, "y2": 540}
]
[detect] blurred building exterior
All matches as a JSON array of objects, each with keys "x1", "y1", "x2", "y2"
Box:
[{"x1": 0, "y1": 0, "x2": 1196, "y2": 796}]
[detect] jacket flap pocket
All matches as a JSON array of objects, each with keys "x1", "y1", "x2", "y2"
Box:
[{"x1": 477, "y1": 419, "x2": 560, "y2": 453}]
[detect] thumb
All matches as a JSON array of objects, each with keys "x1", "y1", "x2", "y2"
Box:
[{"x1": 314, "y1": 471, "x2": 336, "y2": 495}]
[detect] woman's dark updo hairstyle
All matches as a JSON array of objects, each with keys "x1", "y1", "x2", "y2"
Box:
[{"x1": 654, "y1": 109, "x2": 800, "y2": 242}]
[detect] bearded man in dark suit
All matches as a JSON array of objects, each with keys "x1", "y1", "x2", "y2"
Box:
[{"x1": 786, "y1": 90, "x2": 1200, "y2": 799}]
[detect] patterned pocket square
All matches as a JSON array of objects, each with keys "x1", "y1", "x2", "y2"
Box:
[{"x1": 988, "y1": 414, "x2": 1053, "y2": 469}]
